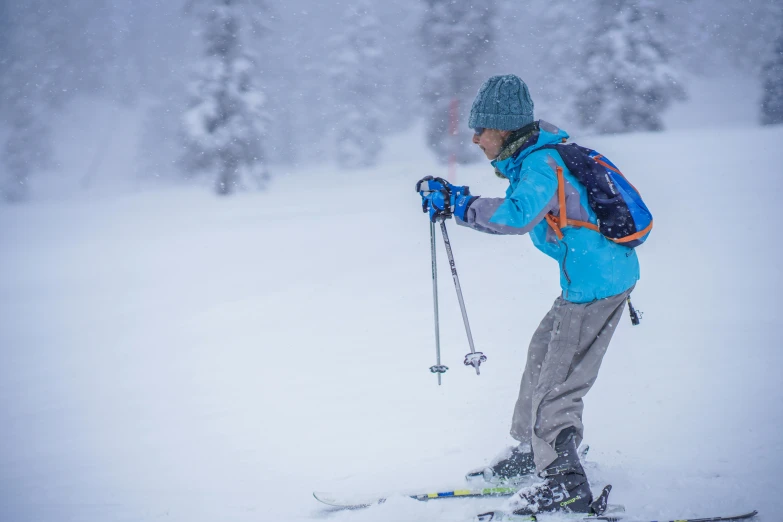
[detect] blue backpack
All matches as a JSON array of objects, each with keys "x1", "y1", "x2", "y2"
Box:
[{"x1": 540, "y1": 143, "x2": 653, "y2": 248}]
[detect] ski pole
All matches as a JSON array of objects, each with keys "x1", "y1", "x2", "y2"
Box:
[
  {"x1": 428, "y1": 221, "x2": 448, "y2": 385},
  {"x1": 438, "y1": 220, "x2": 487, "y2": 375}
]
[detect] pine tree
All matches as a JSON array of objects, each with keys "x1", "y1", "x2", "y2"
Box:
[
  {"x1": 575, "y1": 0, "x2": 686, "y2": 134},
  {"x1": 1, "y1": 66, "x2": 52, "y2": 203},
  {"x1": 421, "y1": 0, "x2": 495, "y2": 164},
  {"x1": 761, "y1": 21, "x2": 783, "y2": 125},
  {"x1": 327, "y1": 0, "x2": 385, "y2": 169},
  {"x1": 182, "y1": 0, "x2": 270, "y2": 195},
  {"x1": 0, "y1": 2, "x2": 62, "y2": 202},
  {"x1": 525, "y1": 0, "x2": 584, "y2": 127},
  {"x1": 1, "y1": 1, "x2": 116, "y2": 202}
]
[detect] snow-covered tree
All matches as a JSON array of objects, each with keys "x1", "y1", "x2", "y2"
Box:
[
  {"x1": 519, "y1": 0, "x2": 585, "y2": 127},
  {"x1": 0, "y1": 0, "x2": 117, "y2": 202},
  {"x1": 181, "y1": 0, "x2": 270, "y2": 195},
  {"x1": 666, "y1": 0, "x2": 781, "y2": 76},
  {"x1": 327, "y1": 0, "x2": 385, "y2": 169},
  {"x1": 0, "y1": 2, "x2": 63, "y2": 202},
  {"x1": 761, "y1": 18, "x2": 783, "y2": 125},
  {"x1": 1, "y1": 69, "x2": 52, "y2": 203},
  {"x1": 421, "y1": 0, "x2": 495, "y2": 164},
  {"x1": 575, "y1": 0, "x2": 686, "y2": 134}
]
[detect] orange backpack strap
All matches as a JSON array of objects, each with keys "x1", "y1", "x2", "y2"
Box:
[
  {"x1": 557, "y1": 166, "x2": 567, "y2": 230},
  {"x1": 610, "y1": 220, "x2": 653, "y2": 244},
  {"x1": 567, "y1": 218, "x2": 599, "y2": 232},
  {"x1": 544, "y1": 166, "x2": 567, "y2": 240},
  {"x1": 594, "y1": 153, "x2": 641, "y2": 193},
  {"x1": 545, "y1": 165, "x2": 601, "y2": 239},
  {"x1": 545, "y1": 213, "x2": 564, "y2": 240}
]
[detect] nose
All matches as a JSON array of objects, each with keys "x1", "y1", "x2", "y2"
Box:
[{"x1": 472, "y1": 133, "x2": 480, "y2": 144}]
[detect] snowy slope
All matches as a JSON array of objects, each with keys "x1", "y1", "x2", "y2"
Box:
[{"x1": 1, "y1": 122, "x2": 782, "y2": 522}]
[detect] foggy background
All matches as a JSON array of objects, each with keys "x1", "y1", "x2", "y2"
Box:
[
  {"x1": 2, "y1": 3, "x2": 783, "y2": 522},
  {"x1": 1, "y1": 0, "x2": 781, "y2": 200}
]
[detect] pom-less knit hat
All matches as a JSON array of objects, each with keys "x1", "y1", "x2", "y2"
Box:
[{"x1": 468, "y1": 74, "x2": 535, "y2": 131}]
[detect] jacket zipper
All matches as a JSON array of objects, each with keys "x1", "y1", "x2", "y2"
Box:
[{"x1": 560, "y1": 240, "x2": 572, "y2": 286}]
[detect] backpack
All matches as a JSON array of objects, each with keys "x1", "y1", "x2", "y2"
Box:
[{"x1": 539, "y1": 143, "x2": 653, "y2": 248}]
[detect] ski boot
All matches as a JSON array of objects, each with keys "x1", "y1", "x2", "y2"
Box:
[
  {"x1": 466, "y1": 444, "x2": 536, "y2": 485},
  {"x1": 507, "y1": 428, "x2": 594, "y2": 515}
]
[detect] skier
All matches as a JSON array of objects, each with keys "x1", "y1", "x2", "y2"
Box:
[{"x1": 417, "y1": 74, "x2": 642, "y2": 515}]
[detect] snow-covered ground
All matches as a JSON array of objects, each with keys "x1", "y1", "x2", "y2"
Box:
[{"x1": 2, "y1": 111, "x2": 783, "y2": 522}]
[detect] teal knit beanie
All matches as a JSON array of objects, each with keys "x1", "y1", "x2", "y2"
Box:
[{"x1": 468, "y1": 74, "x2": 535, "y2": 131}]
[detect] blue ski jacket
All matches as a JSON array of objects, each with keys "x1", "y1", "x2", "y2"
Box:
[{"x1": 456, "y1": 121, "x2": 639, "y2": 303}]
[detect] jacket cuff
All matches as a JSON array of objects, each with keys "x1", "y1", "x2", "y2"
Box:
[{"x1": 454, "y1": 195, "x2": 479, "y2": 221}]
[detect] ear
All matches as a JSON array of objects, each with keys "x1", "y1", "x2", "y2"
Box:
[{"x1": 499, "y1": 130, "x2": 512, "y2": 139}]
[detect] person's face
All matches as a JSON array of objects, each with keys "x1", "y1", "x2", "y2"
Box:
[{"x1": 472, "y1": 128, "x2": 511, "y2": 160}]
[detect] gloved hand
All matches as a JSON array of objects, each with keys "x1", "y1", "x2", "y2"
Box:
[
  {"x1": 415, "y1": 176, "x2": 477, "y2": 222},
  {"x1": 416, "y1": 176, "x2": 471, "y2": 222}
]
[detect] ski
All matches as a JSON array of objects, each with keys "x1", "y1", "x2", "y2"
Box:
[
  {"x1": 313, "y1": 485, "x2": 520, "y2": 508},
  {"x1": 314, "y1": 446, "x2": 592, "y2": 509},
  {"x1": 475, "y1": 509, "x2": 759, "y2": 522}
]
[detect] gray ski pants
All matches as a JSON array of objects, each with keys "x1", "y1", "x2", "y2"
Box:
[{"x1": 510, "y1": 287, "x2": 633, "y2": 473}]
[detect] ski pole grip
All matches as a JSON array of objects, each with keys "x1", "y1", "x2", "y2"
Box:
[{"x1": 415, "y1": 175, "x2": 434, "y2": 193}]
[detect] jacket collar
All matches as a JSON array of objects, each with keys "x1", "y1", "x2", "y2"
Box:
[
  {"x1": 496, "y1": 121, "x2": 540, "y2": 162},
  {"x1": 491, "y1": 120, "x2": 570, "y2": 181}
]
